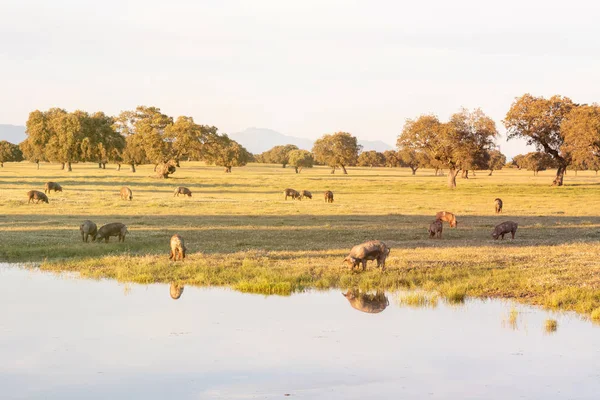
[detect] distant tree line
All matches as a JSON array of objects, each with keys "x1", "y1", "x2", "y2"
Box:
[
  {"x1": 0, "y1": 140, "x2": 23, "y2": 167},
  {"x1": 18, "y1": 106, "x2": 252, "y2": 176}
]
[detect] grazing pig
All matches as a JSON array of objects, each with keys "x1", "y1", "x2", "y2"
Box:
[
  {"x1": 96, "y1": 222, "x2": 128, "y2": 243},
  {"x1": 284, "y1": 188, "x2": 301, "y2": 200},
  {"x1": 492, "y1": 221, "x2": 518, "y2": 240},
  {"x1": 120, "y1": 187, "x2": 133, "y2": 201},
  {"x1": 170, "y1": 283, "x2": 185, "y2": 300},
  {"x1": 300, "y1": 190, "x2": 312, "y2": 200},
  {"x1": 80, "y1": 220, "x2": 98, "y2": 242},
  {"x1": 174, "y1": 187, "x2": 192, "y2": 197},
  {"x1": 169, "y1": 234, "x2": 186, "y2": 261},
  {"x1": 324, "y1": 190, "x2": 334, "y2": 203},
  {"x1": 428, "y1": 219, "x2": 443, "y2": 239},
  {"x1": 436, "y1": 211, "x2": 457, "y2": 228},
  {"x1": 27, "y1": 190, "x2": 49, "y2": 204},
  {"x1": 44, "y1": 182, "x2": 63, "y2": 194},
  {"x1": 495, "y1": 198, "x2": 503, "y2": 214},
  {"x1": 343, "y1": 289, "x2": 389, "y2": 314},
  {"x1": 344, "y1": 240, "x2": 390, "y2": 271}
]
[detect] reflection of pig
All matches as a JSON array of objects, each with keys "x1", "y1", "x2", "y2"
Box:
[
  {"x1": 170, "y1": 283, "x2": 184, "y2": 300},
  {"x1": 344, "y1": 240, "x2": 390, "y2": 271},
  {"x1": 96, "y1": 222, "x2": 128, "y2": 243},
  {"x1": 80, "y1": 220, "x2": 98, "y2": 242},
  {"x1": 169, "y1": 234, "x2": 186, "y2": 261},
  {"x1": 343, "y1": 289, "x2": 389, "y2": 314},
  {"x1": 492, "y1": 221, "x2": 518, "y2": 240}
]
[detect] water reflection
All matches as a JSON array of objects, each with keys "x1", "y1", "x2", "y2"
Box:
[
  {"x1": 1, "y1": 264, "x2": 599, "y2": 400},
  {"x1": 170, "y1": 283, "x2": 184, "y2": 300},
  {"x1": 342, "y1": 288, "x2": 389, "y2": 314}
]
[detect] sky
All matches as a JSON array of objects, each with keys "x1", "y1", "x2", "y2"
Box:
[{"x1": 2, "y1": 0, "x2": 600, "y2": 159}]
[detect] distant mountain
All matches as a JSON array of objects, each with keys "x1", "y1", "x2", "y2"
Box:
[
  {"x1": 358, "y1": 140, "x2": 393, "y2": 152},
  {"x1": 229, "y1": 128, "x2": 314, "y2": 154},
  {"x1": 0, "y1": 124, "x2": 26, "y2": 144},
  {"x1": 229, "y1": 127, "x2": 394, "y2": 154}
]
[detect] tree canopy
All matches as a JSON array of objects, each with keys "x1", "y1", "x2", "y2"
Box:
[
  {"x1": 203, "y1": 134, "x2": 252, "y2": 172},
  {"x1": 357, "y1": 151, "x2": 386, "y2": 167},
  {"x1": 0, "y1": 140, "x2": 23, "y2": 166},
  {"x1": 257, "y1": 145, "x2": 299, "y2": 167},
  {"x1": 504, "y1": 94, "x2": 575, "y2": 186},
  {"x1": 312, "y1": 132, "x2": 361, "y2": 174},
  {"x1": 398, "y1": 108, "x2": 498, "y2": 188},
  {"x1": 287, "y1": 149, "x2": 314, "y2": 173},
  {"x1": 486, "y1": 149, "x2": 506, "y2": 175}
]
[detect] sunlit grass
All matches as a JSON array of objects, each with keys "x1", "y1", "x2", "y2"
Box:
[
  {"x1": 395, "y1": 291, "x2": 439, "y2": 308},
  {"x1": 1, "y1": 161, "x2": 600, "y2": 318}
]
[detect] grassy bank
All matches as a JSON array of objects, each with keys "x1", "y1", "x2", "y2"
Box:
[{"x1": 1, "y1": 161, "x2": 600, "y2": 319}]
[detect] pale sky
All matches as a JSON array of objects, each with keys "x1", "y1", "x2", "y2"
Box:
[{"x1": 2, "y1": 0, "x2": 600, "y2": 158}]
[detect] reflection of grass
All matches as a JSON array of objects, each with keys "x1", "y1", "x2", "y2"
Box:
[
  {"x1": 545, "y1": 319, "x2": 558, "y2": 333},
  {"x1": 2, "y1": 162, "x2": 600, "y2": 318},
  {"x1": 396, "y1": 291, "x2": 439, "y2": 308},
  {"x1": 503, "y1": 308, "x2": 520, "y2": 330}
]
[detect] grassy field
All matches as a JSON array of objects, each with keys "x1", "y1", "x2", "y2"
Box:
[{"x1": 1, "y1": 161, "x2": 600, "y2": 319}]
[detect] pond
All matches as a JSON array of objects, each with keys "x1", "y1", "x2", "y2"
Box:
[{"x1": 1, "y1": 263, "x2": 599, "y2": 399}]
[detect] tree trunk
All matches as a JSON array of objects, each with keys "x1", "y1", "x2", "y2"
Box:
[
  {"x1": 131, "y1": 163, "x2": 136, "y2": 173},
  {"x1": 67, "y1": 162, "x2": 72, "y2": 172},
  {"x1": 224, "y1": 166, "x2": 232, "y2": 173},
  {"x1": 341, "y1": 165, "x2": 348, "y2": 174},
  {"x1": 461, "y1": 170, "x2": 469, "y2": 179},
  {"x1": 330, "y1": 167, "x2": 335, "y2": 174},
  {"x1": 156, "y1": 162, "x2": 177, "y2": 178},
  {"x1": 176, "y1": 160, "x2": 181, "y2": 167},
  {"x1": 61, "y1": 163, "x2": 65, "y2": 170},
  {"x1": 102, "y1": 163, "x2": 106, "y2": 169},
  {"x1": 98, "y1": 163, "x2": 102, "y2": 168},
  {"x1": 434, "y1": 168, "x2": 439, "y2": 176},
  {"x1": 282, "y1": 163, "x2": 286, "y2": 168},
  {"x1": 552, "y1": 165, "x2": 566, "y2": 186},
  {"x1": 36, "y1": 161, "x2": 40, "y2": 170},
  {"x1": 153, "y1": 164, "x2": 158, "y2": 172},
  {"x1": 117, "y1": 164, "x2": 121, "y2": 171},
  {"x1": 411, "y1": 167, "x2": 417, "y2": 175},
  {"x1": 0, "y1": 162, "x2": 3, "y2": 167},
  {"x1": 488, "y1": 170, "x2": 493, "y2": 176},
  {"x1": 448, "y1": 169, "x2": 460, "y2": 188},
  {"x1": 294, "y1": 166, "x2": 299, "y2": 174}
]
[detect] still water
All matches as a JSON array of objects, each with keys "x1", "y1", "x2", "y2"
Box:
[{"x1": 0, "y1": 264, "x2": 599, "y2": 400}]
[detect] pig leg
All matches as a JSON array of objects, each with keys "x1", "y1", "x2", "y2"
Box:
[{"x1": 362, "y1": 259, "x2": 367, "y2": 271}]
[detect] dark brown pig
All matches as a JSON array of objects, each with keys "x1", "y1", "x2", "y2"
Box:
[
  {"x1": 343, "y1": 289, "x2": 389, "y2": 314},
  {"x1": 80, "y1": 220, "x2": 98, "y2": 242},
  {"x1": 174, "y1": 187, "x2": 192, "y2": 197},
  {"x1": 495, "y1": 198, "x2": 503, "y2": 214},
  {"x1": 324, "y1": 190, "x2": 334, "y2": 203},
  {"x1": 300, "y1": 190, "x2": 312, "y2": 200},
  {"x1": 436, "y1": 211, "x2": 457, "y2": 228},
  {"x1": 27, "y1": 190, "x2": 49, "y2": 204},
  {"x1": 344, "y1": 240, "x2": 390, "y2": 271},
  {"x1": 120, "y1": 187, "x2": 133, "y2": 201},
  {"x1": 44, "y1": 182, "x2": 63, "y2": 194},
  {"x1": 96, "y1": 222, "x2": 128, "y2": 243},
  {"x1": 492, "y1": 221, "x2": 518, "y2": 240},
  {"x1": 428, "y1": 219, "x2": 443, "y2": 239},
  {"x1": 284, "y1": 188, "x2": 301, "y2": 200},
  {"x1": 169, "y1": 234, "x2": 186, "y2": 261}
]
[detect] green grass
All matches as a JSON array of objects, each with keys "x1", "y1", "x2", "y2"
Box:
[{"x1": 1, "y1": 161, "x2": 600, "y2": 319}]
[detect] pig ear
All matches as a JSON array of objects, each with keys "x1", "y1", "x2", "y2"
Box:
[{"x1": 350, "y1": 257, "x2": 358, "y2": 263}]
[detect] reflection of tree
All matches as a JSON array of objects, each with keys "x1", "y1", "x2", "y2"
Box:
[
  {"x1": 343, "y1": 289, "x2": 389, "y2": 314},
  {"x1": 170, "y1": 283, "x2": 185, "y2": 300}
]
